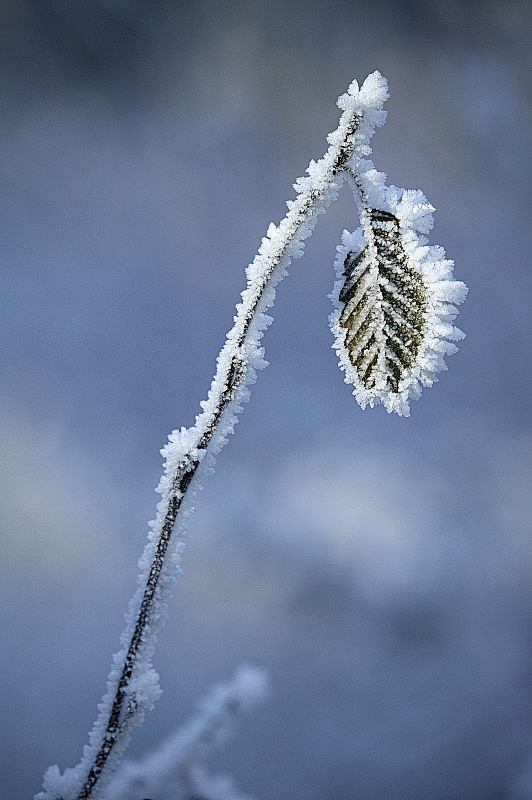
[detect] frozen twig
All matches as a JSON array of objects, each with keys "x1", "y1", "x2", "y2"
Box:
[
  {"x1": 36, "y1": 71, "x2": 466, "y2": 800},
  {"x1": 106, "y1": 664, "x2": 269, "y2": 800}
]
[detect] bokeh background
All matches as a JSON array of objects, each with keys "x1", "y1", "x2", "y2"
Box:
[{"x1": 1, "y1": 1, "x2": 531, "y2": 799}]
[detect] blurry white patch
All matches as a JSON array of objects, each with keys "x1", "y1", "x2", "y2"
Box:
[
  {"x1": 244, "y1": 430, "x2": 532, "y2": 610},
  {"x1": 0, "y1": 397, "x2": 120, "y2": 584},
  {"x1": 264, "y1": 445, "x2": 448, "y2": 604}
]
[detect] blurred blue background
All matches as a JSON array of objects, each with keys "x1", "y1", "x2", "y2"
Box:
[{"x1": 1, "y1": 2, "x2": 531, "y2": 799}]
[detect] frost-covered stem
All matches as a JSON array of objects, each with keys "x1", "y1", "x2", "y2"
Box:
[
  {"x1": 77, "y1": 124, "x2": 350, "y2": 800},
  {"x1": 37, "y1": 73, "x2": 391, "y2": 800}
]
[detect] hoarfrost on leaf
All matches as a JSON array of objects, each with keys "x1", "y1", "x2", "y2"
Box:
[{"x1": 330, "y1": 209, "x2": 467, "y2": 416}]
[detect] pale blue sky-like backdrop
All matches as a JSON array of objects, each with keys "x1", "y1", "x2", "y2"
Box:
[{"x1": 1, "y1": 2, "x2": 532, "y2": 799}]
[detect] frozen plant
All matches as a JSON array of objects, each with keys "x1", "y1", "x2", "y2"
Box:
[
  {"x1": 36, "y1": 71, "x2": 467, "y2": 800},
  {"x1": 106, "y1": 664, "x2": 269, "y2": 800}
]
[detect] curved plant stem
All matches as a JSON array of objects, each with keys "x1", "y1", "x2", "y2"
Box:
[
  {"x1": 69, "y1": 96, "x2": 364, "y2": 800},
  {"x1": 38, "y1": 73, "x2": 396, "y2": 800}
]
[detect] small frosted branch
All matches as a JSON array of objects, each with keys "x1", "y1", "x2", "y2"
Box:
[
  {"x1": 36, "y1": 72, "x2": 390, "y2": 800},
  {"x1": 107, "y1": 665, "x2": 269, "y2": 800}
]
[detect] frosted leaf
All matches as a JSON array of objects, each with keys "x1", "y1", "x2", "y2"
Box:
[{"x1": 330, "y1": 206, "x2": 467, "y2": 416}]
